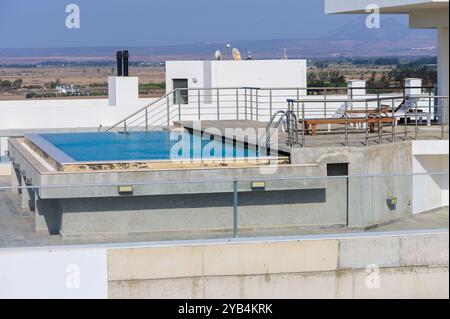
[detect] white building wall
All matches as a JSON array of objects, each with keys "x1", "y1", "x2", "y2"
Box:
[
  {"x1": 209, "y1": 60, "x2": 307, "y2": 89},
  {"x1": 165, "y1": 61, "x2": 207, "y2": 93},
  {"x1": 437, "y1": 27, "x2": 449, "y2": 122},
  {"x1": 0, "y1": 247, "x2": 107, "y2": 299},
  {"x1": 0, "y1": 98, "x2": 156, "y2": 131},
  {"x1": 412, "y1": 141, "x2": 449, "y2": 214},
  {"x1": 108, "y1": 76, "x2": 139, "y2": 106}
]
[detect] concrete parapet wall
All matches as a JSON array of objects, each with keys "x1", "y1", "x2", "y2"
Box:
[
  {"x1": 107, "y1": 232, "x2": 449, "y2": 299},
  {"x1": 0, "y1": 231, "x2": 447, "y2": 298}
]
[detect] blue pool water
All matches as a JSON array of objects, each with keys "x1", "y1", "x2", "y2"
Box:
[{"x1": 33, "y1": 131, "x2": 260, "y2": 162}]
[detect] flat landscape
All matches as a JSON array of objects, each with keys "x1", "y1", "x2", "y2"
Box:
[{"x1": 0, "y1": 66, "x2": 165, "y2": 100}]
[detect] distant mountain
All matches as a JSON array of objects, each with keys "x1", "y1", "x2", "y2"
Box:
[
  {"x1": 0, "y1": 16, "x2": 437, "y2": 65},
  {"x1": 325, "y1": 16, "x2": 436, "y2": 41}
]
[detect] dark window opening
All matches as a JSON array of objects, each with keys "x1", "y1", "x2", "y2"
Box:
[{"x1": 173, "y1": 79, "x2": 189, "y2": 104}]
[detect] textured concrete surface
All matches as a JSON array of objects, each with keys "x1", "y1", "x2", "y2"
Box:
[
  {"x1": 0, "y1": 174, "x2": 448, "y2": 248},
  {"x1": 107, "y1": 240, "x2": 339, "y2": 281},
  {"x1": 108, "y1": 266, "x2": 449, "y2": 299},
  {"x1": 107, "y1": 232, "x2": 449, "y2": 299}
]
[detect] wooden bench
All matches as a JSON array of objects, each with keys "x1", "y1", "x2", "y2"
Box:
[{"x1": 300, "y1": 116, "x2": 394, "y2": 136}]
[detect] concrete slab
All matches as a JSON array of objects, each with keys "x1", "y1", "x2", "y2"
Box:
[
  {"x1": 339, "y1": 237, "x2": 400, "y2": 269},
  {"x1": 399, "y1": 235, "x2": 449, "y2": 266}
]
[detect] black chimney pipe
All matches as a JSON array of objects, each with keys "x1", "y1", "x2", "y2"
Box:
[
  {"x1": 116, "y1": 51, "x2": 123, "y2": 76},
  {"x1": 123, "y1": 50, "x2": 129, "y2": 77}
]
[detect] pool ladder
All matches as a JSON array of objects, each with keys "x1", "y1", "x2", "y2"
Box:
[{"x1": 260, "y1": 110, "x2": 299, "y2": 150}]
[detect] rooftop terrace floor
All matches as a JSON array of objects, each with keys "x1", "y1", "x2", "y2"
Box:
[
  {"x1": 0, "y1": 176, "x2": 448, "y2": 249},
  {"x1": 178, "y1": 120, "x2": 448, "y2": 150}
]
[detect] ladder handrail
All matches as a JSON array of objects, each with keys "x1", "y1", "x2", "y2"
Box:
[
  {"x1": 260, "y1": 110, "x2": 286, "y2": 148},
  {"x1": 105, "y1": 89, "x2": 177, "y2": 132},
  {"x1": 260, "y1": 110, "x2": 299, "y2": 148}
]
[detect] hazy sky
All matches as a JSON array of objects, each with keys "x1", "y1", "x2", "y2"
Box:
[{"x1": 0, "y1": 0, "x2": 409, "y2": 49}]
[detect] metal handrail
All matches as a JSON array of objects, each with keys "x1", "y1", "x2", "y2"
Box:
[
  {"x1": 260, "y1": 110, "x2": 287, "y2": 148},
  {"x1": 260, "y1": 110, "x2": 299, "y2": 148},
  {"x1": 104, "y1": 85, "x2": 444, "y2": 134},
  {"x1": 288, "y1": 95, "x2": 407, "y2": 103},
  {"x1": 105, "y1": 89, "x2": 177, "y2": 132}
]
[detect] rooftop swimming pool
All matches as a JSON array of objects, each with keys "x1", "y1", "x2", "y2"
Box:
[{"x1": 25, "y1": 131, "x2": 263, "y2": 164}]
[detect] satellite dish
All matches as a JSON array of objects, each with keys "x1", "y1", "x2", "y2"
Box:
[
  {"x1": 215, "y1": 50, "x2": 222, "y2": 61},
  {"x1": 232, "y1": 48, "x2": 241, "y2": 61}
]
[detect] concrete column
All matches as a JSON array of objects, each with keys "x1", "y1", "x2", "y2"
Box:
[
  {"x1": 34, "y1": 197, "x2": 61, "y2": 235},
  {"x1": 11, "y1": 166, "x2": 21, "y2": 194},
  {"x1": 437, "y1": 27, "x2": 449, "y2": 124},
  {"x1": 21, "y1": 175, "x2": 35, "y2": 211}
]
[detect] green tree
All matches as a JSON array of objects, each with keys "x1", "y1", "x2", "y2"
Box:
[{"x1": 12, "y1": 79, "x2": 23, "y2": 89}]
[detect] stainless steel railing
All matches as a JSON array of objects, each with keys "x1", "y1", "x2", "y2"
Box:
[
  {"x1": 287, "y1": 95, "x2": 449, "y2": 147},
  {"x1": 104, "y1": 86, "x2": 436, "y2": 134}
]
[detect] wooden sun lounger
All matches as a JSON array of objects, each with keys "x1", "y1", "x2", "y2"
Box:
[{"x1": 300, "y1": 116, "x2": 394, "y2": 136}]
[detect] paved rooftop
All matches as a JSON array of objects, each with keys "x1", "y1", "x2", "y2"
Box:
[
  {"x1": 0, "y1": 176, "x2": 448, "y2": 249},
  {"x1": 178, "y1": 120, "x2": 448, "y2": 150}
]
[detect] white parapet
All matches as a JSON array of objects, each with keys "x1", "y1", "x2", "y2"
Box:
[
  {"x1": 347, "y1": 80, "x2": 366, "y2": 98},
  {"x1": 108, "y1": 76, "x2": 139, "y2": 107},
  {"x1": 412, "y1": 140, "x2": 449, "y2": 214},
  {"x1": 405, "y1": 78, "x2": 423, "y2": 96}
]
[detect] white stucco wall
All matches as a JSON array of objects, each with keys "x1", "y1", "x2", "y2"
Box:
[
  {"x1": 0, "y1": 98, "x2": 156, "y2": 131},
  {"x1": 412, "y1": 140, "x2": 449, "y2": 214},
  {"x1": 108, "y1": 76, "x2": 139, "y2": 106},
  {"x1": 0, "y1": 247, "x2": 107, "y2": 299},
  {"x1": 165, "y1": 59, "x2": 307, "y2": 92},
  {"x1": 209, "y1": 60, "x2": 307, "y2": 88},
  {"x1": 165, "y1": 61, "x2": 209, "y2": 92}
]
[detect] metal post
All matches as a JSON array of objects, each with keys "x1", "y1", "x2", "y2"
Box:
[
  {"x1": 441, "y1": 98, "x2": 445, "y2": 140},
  {"x1": 415, "y1": 97, "x2": 418, "y2": 140},
  {"x1": 124, "y1": 120, "x2": 127, "y2": 133},
  {"x1": 404, "y1": 98, "x2": 408, "y2": 141},
  {"x1": 198, "y1": 90, "x2": 201, "y2": 120},
  {"x1": 428, "y1": 91, "x2": 432, "y2": 126},
  {"x1": 391, "y1": 98, "x2": 395, "y2": 143},
  {"x1": 166, "y1": 96, "x2": 170, "y2": 126},
  {"x1": 245, "y1": 89, "x2": 248, "y2": 120},
  {"x1": 302, "y1": 102, "x2": 305, "y2": 147},
  {"x1": 324, "y1": 89, "x2": 327, "y2": 118},
  {"x1": 178, "y1": 102, "x2": 181, "y2": 121},
  {"x1": 345, "y1": 102, "x2": 348, "y2": 147},
  {"x1": 250, "y1": 89, "x2": 253, "y2": 120},
  {"x1": 145, "y1": 108, "x2": 148, "y2": 131},
  {"x1": 217, "y1": 89, "x2": 220, "y2": 120},
  {"x1": 377, "y1": 93, "x2": 382, "y2": 144},
  {"x1": 256, "y1": 89, "x2": 259, "y2": 122},
  {"x1": 236, "y1": 89, "x2": 239, "y2": 120},
  {"x1": 233, "y1": 179, "x2": 238, "y2": 239},
  {"x1": 269, "y1": 90, "x2": 273, "y2": 117},
  {"x1": 365, "y1": 101, "x2": 369, "y2": 146}
]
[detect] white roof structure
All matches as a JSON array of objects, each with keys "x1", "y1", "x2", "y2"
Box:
[
  {"x1": 326, "y1": 0, "x2": 449, "y2": 14},
  {"x1": 325, "y1": 0, "x2": 449, "y2": 107},
  {"x1": 325, "y1": 0, "x2": 449, "y2": 28}
]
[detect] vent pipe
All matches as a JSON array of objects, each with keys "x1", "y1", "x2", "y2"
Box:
[
  {"x1": 123, "y1": 50, "x2": 129, "y2": 77},
  {"x1": 116, "y1": 51, "x2": 123, "y2": 77}
]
